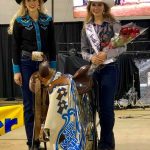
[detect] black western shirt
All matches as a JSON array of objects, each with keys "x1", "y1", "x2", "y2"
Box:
[{"x1": 12, "y1": 13, "x2": 56, "y2": 73}]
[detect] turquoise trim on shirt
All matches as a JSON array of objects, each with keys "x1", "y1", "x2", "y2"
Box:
[
  {"x1": 33, "y1": 22, "x2": 41, "y2": 51},
  {"x1": 13, "y1": 64, "x2": 20, "y2": 74},
  {"x1": 39, "y1": 15, "x2": 52, "y2": 26},
  {"x1": 50, "y1": 61, "x2": 57, "y2": 69},
  {"x1": 16, "y1": 15, "x2": 32, "y2": 28}
]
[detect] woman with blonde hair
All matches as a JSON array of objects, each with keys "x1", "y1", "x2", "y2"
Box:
[
  {"x1": 8, "y1": 0, "x2": 56, "y2": 149},
  {"x1": 81, "y1": 0, "x2": 126, "y2": 150}
]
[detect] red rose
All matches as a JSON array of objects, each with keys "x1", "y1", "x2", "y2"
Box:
[
  {"x1": 120, "y1": 27, "x2": 129, "y2": 35},
  {"x1": 130, "y1": 32, "x2": 137, "y2": 38},
  {"x1": 127, "y1": 27, "x2": 133, "y2": 34},
  {"x1": 132, "y1": 27, "x2": 140, "y2": 34}
]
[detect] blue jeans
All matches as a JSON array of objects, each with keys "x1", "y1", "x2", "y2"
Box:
[
  {"x1": 20, "y1": 56, "x2": 40, "y2": 147},
  {"x1": 93, "y1": 63, "x2": 118, "y2": 149}
]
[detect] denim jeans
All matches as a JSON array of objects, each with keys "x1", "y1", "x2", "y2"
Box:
[
  {"x1": 20, "y1": 56, "x2": 40, "y2": 147},
  {"x1": 93, "y1": 63, "x2": 118, "y2": 149}
]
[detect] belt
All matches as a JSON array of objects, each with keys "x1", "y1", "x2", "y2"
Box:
[{"x1": 21, "y1": 50, "x2": 32, "y2": 58}]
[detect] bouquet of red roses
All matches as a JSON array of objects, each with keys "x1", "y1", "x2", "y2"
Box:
[
  {"x1": 108, "y1": 23, "x2": 145, "y2": 49},
  {"x1": 88, "y1": 23, "x2": 147, "y2": 75}
]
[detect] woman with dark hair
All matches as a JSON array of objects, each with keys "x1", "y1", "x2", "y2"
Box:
[
  {"x1": 8, "y1": 0, "x2": 56, "y2": 149},
  {"x1": 81, "y1": 0, "x2": 126, "y2": 150}
]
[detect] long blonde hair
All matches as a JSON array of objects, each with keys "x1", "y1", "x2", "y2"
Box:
[
  {"x1": 8, "y1": 0, "x2": 47, "y2": 34},
  {"x1": 83, "y1": 2, "x2": 115, "y2": 27}
]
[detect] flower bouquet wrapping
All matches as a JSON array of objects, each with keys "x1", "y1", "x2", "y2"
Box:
[
  {"x1": 108, "y1": 23, "x2": 141, "y2": 49},
  {"x1": 88, "y1": 23, "x2": 147, "y2": 75}
]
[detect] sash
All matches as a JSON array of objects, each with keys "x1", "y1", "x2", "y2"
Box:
[
  {"x1": 85, "y1": 24, "x2": 100, "y2": 54},
  {"x1": 85, "y1": 23, "x2": 116, "y2": 65}
]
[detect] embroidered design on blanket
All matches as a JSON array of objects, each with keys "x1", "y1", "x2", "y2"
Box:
[{"x1": 44, "y1": 78, "x2": 86, "y2": 150}]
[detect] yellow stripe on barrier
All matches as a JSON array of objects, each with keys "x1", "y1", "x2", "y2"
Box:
[{"x1": 0, "y1": 104, "x2": 24, "y2": 136}]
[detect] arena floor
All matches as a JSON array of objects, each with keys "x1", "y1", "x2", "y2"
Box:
[{"x1": 0, "y1": 100, "x2": 150, "y2": 150}]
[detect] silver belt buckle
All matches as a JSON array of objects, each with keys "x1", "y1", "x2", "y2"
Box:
[{"x1": 32, "y1": 51, "x2": 44, "y2": 61}]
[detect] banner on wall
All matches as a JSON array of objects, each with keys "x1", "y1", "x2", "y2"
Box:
[
  {"x1": 73, "y1": 0, "x2": 150, "y2": 19},
  {"x1": 0, "y1": 105, "x2": 24, "y2": 136}
]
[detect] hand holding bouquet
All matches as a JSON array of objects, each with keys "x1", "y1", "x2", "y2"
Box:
[
  {"x1": 88, "y1": 23, "x2": 147, "y2": 75},
  {"x1": 88, "y1": 52, "x2": 107, "y2": 75}
]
